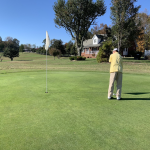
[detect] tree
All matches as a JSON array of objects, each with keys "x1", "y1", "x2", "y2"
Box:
[
  {"x1": 32, "y1": 44, "x2": 36, "y2": 49},
  {"x1": 136, "y1": 30, "x2": 145, "y2": 52},
  {"x1": 0, "y1": 52, "x2": 3, "y2": 62},
  {"x1": 66, "y1": 40, "x2": 73, "y2": 56},
  {"x1": 71, "y1": 44, "x2": 78, "y2": 55},
  {"x1": 27, "y1": 44, "x2": 31, "y2": 51},
  {"x1": 0, "y1": 41, "x2": 4, "y2": 52},
  {"x1": 36, "y1": 47, "x2": 46, "y2": 55},
  {"x1": 136, "y1": 10, "x2": 150, "y2": 50},
  {"x1": 19, "y1": 44, "x2": 24, "y2": 53},
  {"x1": 42, "y1": 39, "x2": 46, "y2": 48},
  {"x1": 96, "y1": 38, "x2": 113, "y2": 63},
  {"x1": 31, "y1": 44, "x2": 36, "y2": 52},
  {"x1": 53, "y1": 0, "x2": 106, "y2": 56},
  {"x1": 49, "y1": 48, "x2": 61, "y2": 60},
  {"x1": 3, "y1": 37, "x2": 20, "y2": 61},
  {"x1": 90, "y1": 23, "x2": 112, "y2": 39},
  {"x1": 50, "y1": 39, "x2": 65, "y2": 54},
  {"x1": 110, "y1": 0, "x2": 141, "y2": 53},
  {"x1": 86, "y1": 31, "x2": 93, "y2": 39}
]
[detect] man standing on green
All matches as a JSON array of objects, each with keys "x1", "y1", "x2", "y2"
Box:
[{"x1": 108, "y1": 48, "x2": 123, "y2": 100}]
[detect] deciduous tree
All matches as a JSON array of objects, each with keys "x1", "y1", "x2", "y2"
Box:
[
  {"x1": 19, "y1": 44, "x2": 24, "y2": 53},
  {"x1": 0, "y1": 52, "x2": 3, "y2": 62},
  {"x1": 136, "y1": 30, "x2": 145, "y2": 52},
  {"x1": 71, "y1": 44, "x2": 78, "y2": 55},
  {"x1": 42, "y1": 39, "x2": 46, "y2": 48},
  {"x1": 0, "y1": 41, "x2": 4, "y2": 52},
  {"x1": 136, "y1": 10, "x2": 150, "y2": 50},
  {"x1": 53, "y1": 0, "x2": 106, "y2": 56},
  {"x1": 49, "y1": 48, "x2": 61, "y2": 60},
  {"x1": 3, "y1": 37, "x2": 20, "y2": 61},
  {"x1": 110, "y1": 0, "x2": 141, "y2": 53},
  {"x1": 66, "y1": 40, "x2": 73, "y2": 56},
  {"x1": 50, "y1": 39, "x2": 65, "y2": 54}
]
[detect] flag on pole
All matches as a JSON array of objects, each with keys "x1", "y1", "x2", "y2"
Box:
[
  {"x1": 45, "y1": 31, "x2": 50, "y2": 93},
  {"x1": 45, "y1": 31, "x2": 50, "y2": 51}
]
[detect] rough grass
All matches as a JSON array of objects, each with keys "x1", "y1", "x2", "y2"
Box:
[{"x1": 0, "y1": 52, "x2": 150, "y2": 74}]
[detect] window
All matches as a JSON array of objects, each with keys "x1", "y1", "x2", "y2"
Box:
[
  {"x1": 94, "y1": 39, "x2": 97, "y2": 43},
  {"x1": 92, "y1": 47, "x2": 97, "y2": 51},
  {"x1": 82, "y1": 49, "x2": 85, "y2": 53},
  {"x1": 86, "y1": 49, "x2": 89, "y2": 54}
]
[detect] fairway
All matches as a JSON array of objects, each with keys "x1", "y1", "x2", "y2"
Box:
[{"x1": 1, "y1": 70, "x2": 150, "y2": 150}]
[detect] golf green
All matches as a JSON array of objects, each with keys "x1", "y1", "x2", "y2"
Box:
[{"x1": 0, "y1": 71, "x2": 150, "y2": 150}]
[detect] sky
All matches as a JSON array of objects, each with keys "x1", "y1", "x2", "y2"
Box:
[{"x1": 0, "y1": 0, "x2": 149, "y2": 47}]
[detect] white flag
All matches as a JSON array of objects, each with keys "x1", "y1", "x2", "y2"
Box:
[{"x1": 45, "y1": 31, "x2": 50, "y2": 51}]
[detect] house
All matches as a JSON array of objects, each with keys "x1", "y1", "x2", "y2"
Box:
[
  {"x1": 81, "y1": 34, "x2": 106, "y2": 58},
  {"x1": 144, "y1": 50, "x2": 150, "y2": 59},
  {"x1": 122, "y1": 41, "x2": 137, "y2": 56},
  {"x1": 82, "y1": 34, "x2": 137, "y2": 58}
]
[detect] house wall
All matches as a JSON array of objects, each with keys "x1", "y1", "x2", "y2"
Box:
[
  {"x1": 93, "y1": 36, "x2": 99, "y2": 45},
  {"x1": 145, "y1": 50, "x2": 150, "y2": 56},
  {"x1": 81, "y1": 47, "x2": 99, "y2": 58},
  {"x1": 122, "y1": 42, "x2": 136, "y2": 56},
  {"x1": 123, "y1": 48, "x2": 128, "y2": 56}
]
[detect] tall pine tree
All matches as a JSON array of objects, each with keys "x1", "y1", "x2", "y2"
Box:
[{"x1": 110, "y1": 0, "x2": 141, "y2": 53}]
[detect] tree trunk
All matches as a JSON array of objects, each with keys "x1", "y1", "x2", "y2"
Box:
[
  {"x1": 11, "y1": 57, "x2": 13, "y2": 61},
  {"x1": 75, "y1": 40, "x2": 80, "y2": 56},
  {"x1": 80, "y1": 37, "x2": 84, "y2": 57}
]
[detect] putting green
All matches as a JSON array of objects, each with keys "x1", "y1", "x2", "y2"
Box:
[{"x1": 0, "y1": 71, "x2": 150, "y2": 150}]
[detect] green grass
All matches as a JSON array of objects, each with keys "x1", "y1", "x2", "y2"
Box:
[
  {"x1": 123, "y1": 57, "x2": 150, "y2": 63},
  {"x1": 0, "y1": 52, "x2": 150, "y2": 74},
  {"x1": 0, "y1": 53, "x2": 150, "y2": 150}
]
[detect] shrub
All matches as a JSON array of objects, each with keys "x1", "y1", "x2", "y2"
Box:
[
  {"x1": 49, "y1": 48, "x2": 61, "y2": 60},
  {"x1": 96, "y1": 39, "x2": 113, "y2": 63},
  {"x1": 74, "y1": 56, "x2": 77, "y2": 60},
  {"x1": 77, "y1": 56, "x2": 82, "y2": 60},
  {"x1": 69, "y1": 56, "x2": 86, "y2": 61},
  {"x1": 69, "y1": 56, "x2": 74, "y2": 60},
  {"x1": 101, "y1": 58, "x2": 108, "y2": 62},
  {"x1": 82, "y1": 57, "x2": 86, "y2": 60}
]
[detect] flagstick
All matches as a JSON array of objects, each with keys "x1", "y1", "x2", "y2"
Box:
[{"x1": 45, "y1": 50, "x2": 48, "y2": 93}]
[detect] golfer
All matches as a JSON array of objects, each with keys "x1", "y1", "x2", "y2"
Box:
[{"x1": 108, "y1": 48, "x2": 123, "y2": 100}]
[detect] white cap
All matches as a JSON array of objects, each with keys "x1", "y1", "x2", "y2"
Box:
[{"x1": 113, "y1": 48, "x2": 118, "y2": 51}]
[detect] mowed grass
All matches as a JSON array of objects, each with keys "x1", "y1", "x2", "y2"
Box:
[{"x1": 0, "y1": 53, "x2": 150, "y2": 150}]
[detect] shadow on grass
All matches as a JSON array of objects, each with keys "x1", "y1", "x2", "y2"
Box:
[
  {"x1": 125, "y1": 92, "x2": 150, "y2": 95},
  {"x1": 121, "y1": 98, "x2": 150, "y2": 100}
]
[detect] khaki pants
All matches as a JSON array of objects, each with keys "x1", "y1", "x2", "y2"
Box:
[{"x1": 108, "y1": 72, "x2": 122, "y2": 97}]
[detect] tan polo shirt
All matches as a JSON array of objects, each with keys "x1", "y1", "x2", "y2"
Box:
[{"x1": 109, "y1": 52, "x2": 123, "y2": 73}]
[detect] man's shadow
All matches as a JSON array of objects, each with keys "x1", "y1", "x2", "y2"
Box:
[{"x1": 122, "y1": 92, "x2": 150, "y2": 100}]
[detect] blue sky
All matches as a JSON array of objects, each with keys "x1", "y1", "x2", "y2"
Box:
[{"x1": 0, "y1": 0, "x2": 149, "y2": 47}]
